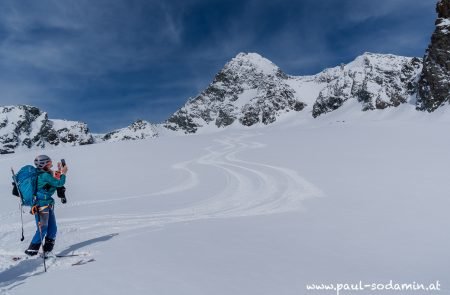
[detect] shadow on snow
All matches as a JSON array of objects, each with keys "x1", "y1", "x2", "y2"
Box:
[{"x1": 0, "y1": 233, "x2": 118, "y2": 291}]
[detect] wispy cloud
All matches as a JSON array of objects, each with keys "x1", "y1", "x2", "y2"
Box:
[{"x1": 0, "y1": 0, "x2": 438, "y2": 132}]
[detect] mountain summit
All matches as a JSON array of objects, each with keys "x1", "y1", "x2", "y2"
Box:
[
  {"x1": 164, "y1": 52, "x2": 422, "y2": 133},
  {"x1": 164, "y1": 52, "x2": 306, "y2": 133}
]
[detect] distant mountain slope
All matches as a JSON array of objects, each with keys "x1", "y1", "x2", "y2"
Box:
[
  {"x1": 0, "y1": 106, "x2": 164, "y2": 154},
  {"x1": 164, "y1": 53, "x2": 307, "y2": 133},
  {"x1": 311, "y1": 53, "x2": 422, "y2": 117},
  {"x1": 0, "y1": 105, "x2": 94, "y2": 154},
  {"x1": 0, "y1": 52, "x2": 425, "y2": 153},
  {"x1": 165, "y1": 52, "x2": 422, "y2": 133},
  {"x1": 101, "y1": 120, "x2": 159, "y2": 142}
]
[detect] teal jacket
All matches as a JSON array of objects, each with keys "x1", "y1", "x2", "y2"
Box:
[{"x1": 36, "y1": 172, "x2": 66, "y2": 206}]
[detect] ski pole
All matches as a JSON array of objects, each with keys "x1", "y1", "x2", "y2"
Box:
[{"x1": 11, "y1": 168, "x2": 25, "y2": 242}]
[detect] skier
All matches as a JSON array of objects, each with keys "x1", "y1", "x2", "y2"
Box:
[{"x1": 25, "y1": 155, "x2": 68, "y2": 256}]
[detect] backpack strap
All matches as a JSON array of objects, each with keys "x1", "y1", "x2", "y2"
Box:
[{"x1": 33, "y1": 170, "x2": 45, "y2": 206}]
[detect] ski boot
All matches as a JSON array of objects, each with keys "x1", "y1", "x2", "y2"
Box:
[
  {"x1": 25, "y1": 243, "x2": 41, "y2": 256},
  {"x1": 43, "y1": 237, "x2": 55, "y2": 257}
]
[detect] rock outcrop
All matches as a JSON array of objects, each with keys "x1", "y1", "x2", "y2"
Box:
[
  {"x1": 0, "y1": 105, "x2": 94, "y2": 154},
  {"x1": 417, "y1": 0, "x2": 450, "y2": 111},
  {"x1": 313, "y1": 53, "x2": 422, "y2": 117}
]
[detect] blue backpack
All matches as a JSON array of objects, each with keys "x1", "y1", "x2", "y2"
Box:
[{"x1": 12, "y1": 165, "x2": 42, "y2": 207}]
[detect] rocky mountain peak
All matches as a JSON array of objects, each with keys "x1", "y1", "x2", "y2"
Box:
[
  {"x1": 164, "y1": 50, "x2": 424, "y2": 133},
  {"x1": 0, "y1": 105, "x2": 94, "y2": 154},
  {"x1": 164, "y1": 52, "x2": 305, "y2": 133},
  {"x1": 416, "y1": 0, "x2": 450, "y2": 111}
]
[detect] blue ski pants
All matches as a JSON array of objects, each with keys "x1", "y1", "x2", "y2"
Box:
[{"x1": 31, "y1": 206, "x2": 57, "y2": 244}]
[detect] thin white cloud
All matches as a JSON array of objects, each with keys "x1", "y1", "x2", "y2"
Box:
[{"x1": 0, "y1": 0, "x2": 437, "y2": 131}]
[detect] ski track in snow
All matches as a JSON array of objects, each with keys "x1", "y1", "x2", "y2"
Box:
[
  {"x1": 0, "y1": 133, "x2": 322, "y2": 289},
  {"x1": 60, "y1": 133, "x2": 322, "y2": 232}
]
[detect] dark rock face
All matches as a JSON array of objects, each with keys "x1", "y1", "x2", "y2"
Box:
[
  {"x1": 215, "y1": 109, "x2": 236, "y2": 128},
  {"x1": 417, "y1": 0, "x2": 450, "y2": 111},
  {"x1": 165, "y1": 109, "x2": 198, "y2": 133},
  {"x1": 0, "y1": 105, "x2": 94, "y2": 154},
  {"x1": 164, "y1": 53, "x2": 307, "y2": 133},
  {"x1": 438, "y1": 0, "x2": 450, "y2": 18},
  {"x1": 313, "y1": 95, "x2": 345, "y2": 118}
]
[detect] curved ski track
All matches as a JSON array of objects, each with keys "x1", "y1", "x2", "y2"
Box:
[
  {"x1": 0, "y1": 133, "x2": 323, "y2": 287},
  {"x1": 60, "y1": 133, "x2": 323, "y2": 233}
]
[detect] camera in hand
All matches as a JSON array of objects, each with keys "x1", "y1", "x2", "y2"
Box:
[{"x1": 58, "y1": 159, "x2": 67, "y2": 203}]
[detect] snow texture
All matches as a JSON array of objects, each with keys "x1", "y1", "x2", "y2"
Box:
[{"x1": 0, "y1": 106, "x2": 449, "y2": 294}]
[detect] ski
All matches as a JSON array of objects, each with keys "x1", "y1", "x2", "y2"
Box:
[
  {"x1": 72, "y1": 258, "x2": 95, "y2": 266},
  {"x1": 56, "y1": 253, "x2": 88, "y2": 258},
  {"x1": 11, "y1": 253, "x2": 88, "y2": 261}
]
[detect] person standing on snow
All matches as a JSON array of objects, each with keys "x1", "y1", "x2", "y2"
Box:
[{"x1": 25, "y1": 155, "x2": 68, "y2": 256}]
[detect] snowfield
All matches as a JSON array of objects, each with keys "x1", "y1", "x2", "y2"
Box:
[{"x1": 0, "y1": 105, "x2": 449, "y2": 295}]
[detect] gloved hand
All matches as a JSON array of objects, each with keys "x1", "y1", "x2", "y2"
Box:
[{"x1": 57, "y1": 186, "x2": 67, "y2": 204}]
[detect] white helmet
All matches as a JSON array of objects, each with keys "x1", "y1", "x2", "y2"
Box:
[{"x1": 34, "y1": 155, "x2": 51, "y2": 169}]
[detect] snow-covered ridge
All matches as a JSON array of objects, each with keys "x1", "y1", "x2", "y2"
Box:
[
  {"x1": 165, "y1": 52, "x2": 423, "y2": 133},
  {"x1": 0, "y1": 52, "x2": 425, "y2": 153},
  {"x1": 311, "y1": 52, "x2": 422, "y2": 117},
  {"x1": 0, "y1": 105, "x2": 94, "y2": 154},
  {"x1": 101, "y1": 120, "x2": 159, "y2": 142},
  {"x1": 0, "y1": 105, "x2": 169, "y2": 153}
]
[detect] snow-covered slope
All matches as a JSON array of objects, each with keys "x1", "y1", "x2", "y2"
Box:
[
  {"x1": 165, "y1": 52, "x2": 422, "y2": 133},
  {"x1": 0, "y1": 109, "x2": 448, "y2": 294}
]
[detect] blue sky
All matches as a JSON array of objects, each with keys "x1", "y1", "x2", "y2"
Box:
[{"x1": 0, "y1": 0, "x2": 436, "y2": 132}]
